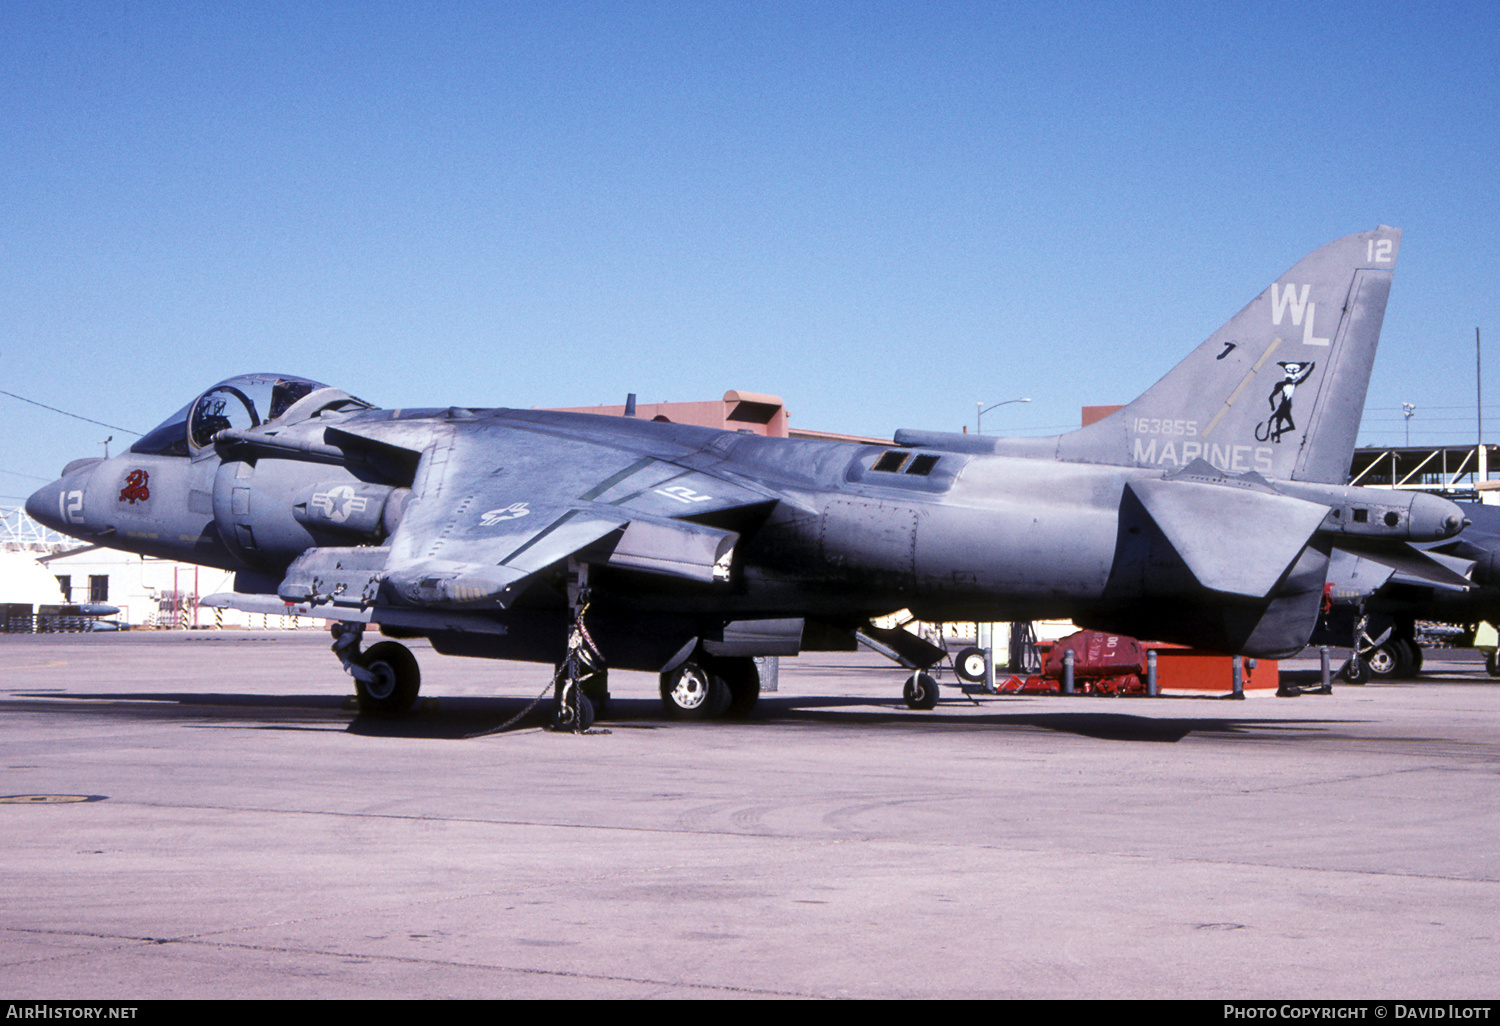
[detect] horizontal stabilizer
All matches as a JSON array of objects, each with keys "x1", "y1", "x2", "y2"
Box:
[
  {"x1": 1128, "y1": 476, "x2": 1328, "y2": 597},
  {"x1": 1325, "y1": 548, "x2": 1397, "y2": 603},
  {"x1": 1334, "y1": 539, "x2": 1473, "y2": 591}
]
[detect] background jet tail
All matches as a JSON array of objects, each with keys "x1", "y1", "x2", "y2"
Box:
[{"x1": 1037, "y1": 227, "x2": 1401, "y2": 484}]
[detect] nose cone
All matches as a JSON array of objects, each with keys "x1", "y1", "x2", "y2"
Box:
[
  {"x1": 1407, "y1": 492, "x2": 1469, "y2": 542},
  {"x1": 25, "y1": 460, "x2": 102, "y2": 537},
  {"x1": 25, "y1": 478, "x2": 67, "y2": 532}
]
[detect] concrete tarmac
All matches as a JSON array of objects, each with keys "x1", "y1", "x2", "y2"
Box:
[{"x1": 2, "y1": 631, "x2": 1498, "y2": 999}]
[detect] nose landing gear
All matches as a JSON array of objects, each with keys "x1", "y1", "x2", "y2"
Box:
[{"x1": 331, "y1": 622, "x2": 421, "y2": 716}]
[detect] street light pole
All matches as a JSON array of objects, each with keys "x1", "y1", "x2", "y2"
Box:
[{"x1": 976, "y1": 398, "x2": 1031, "y2": 435}]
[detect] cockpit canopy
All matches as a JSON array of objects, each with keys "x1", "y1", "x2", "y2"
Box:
[{"x1": 130, "y1": 374, "x2": 371, "y2": 457}]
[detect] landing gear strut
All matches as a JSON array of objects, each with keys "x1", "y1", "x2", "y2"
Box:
[
  {"x1": 553, "y1": 561, "x2": 601, "y2": 733},
  {"x1": 332, "y1": 622, "x2": 421, "y2": 716}
]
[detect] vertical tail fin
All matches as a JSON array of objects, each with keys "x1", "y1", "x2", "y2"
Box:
[{"x1": 1032, "y1": 227, "x2": 1400, "y2": 483}]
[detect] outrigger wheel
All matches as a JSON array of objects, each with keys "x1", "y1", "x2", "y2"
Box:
[{"x1": 903, "y1": 672, "x2": 939, "y2": 710}]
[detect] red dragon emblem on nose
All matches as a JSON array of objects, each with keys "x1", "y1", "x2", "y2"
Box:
[{"x1": 119, "y1": 470, "x2": 150, "y2": 504}]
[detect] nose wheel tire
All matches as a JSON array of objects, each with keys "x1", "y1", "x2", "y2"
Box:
[
  {"x1": 552, "y1": 689, "x2": 596, "y2": 732},
  {"x1": 355, "y1": 641, "x2": 421, "y2": 715},
  {"x1": 1339, "y1": 657, "x2": 1370, "y2": 685},
  {"x1": 557, "y1": 664, "x2": 610, "y2": 719}
]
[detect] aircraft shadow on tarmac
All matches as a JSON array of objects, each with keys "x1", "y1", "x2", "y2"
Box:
[{"x1": 6, "y1": 689, "x2": 1363, "y2": 743}]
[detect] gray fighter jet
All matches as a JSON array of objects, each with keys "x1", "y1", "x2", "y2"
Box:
[
  {"x1": 26, "y1": 227, "x2": 1468, "y2": 726},
  {"x1": 1317, "y1": 501, "x2": 1500, "y2": 680}
]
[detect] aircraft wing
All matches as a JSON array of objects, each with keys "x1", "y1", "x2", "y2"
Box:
[{"x1": 279, "y1": 418, "x2": 780, "y2": 610}]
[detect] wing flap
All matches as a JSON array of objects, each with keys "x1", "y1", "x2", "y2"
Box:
[{"x1": 608, "y1": 516, "x2": 737, "y2": 583}]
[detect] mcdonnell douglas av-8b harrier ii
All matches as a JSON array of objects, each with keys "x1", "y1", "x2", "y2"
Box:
[{"x1": 28, "y1": 227, "x2": 1468, "y2": 728}]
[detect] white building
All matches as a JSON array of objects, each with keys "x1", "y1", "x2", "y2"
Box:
[{"x1": 1, "y1": 506, "x2": 313, "y2": 631}]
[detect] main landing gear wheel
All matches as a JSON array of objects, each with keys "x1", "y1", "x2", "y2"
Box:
[
  {"x1": 660, "y1": 660, "x2": 732, "y2": 720},
  {"x1": 1364, "y1": 641, "x2": 1401, "y2": 678},
  {"x1": 1364, "y1": 638, "x2": 1421, "y2": 679},
  {"x1": 355, "y1": 641, "x2": 421, "y2": 716},
  {"x1": 903, "y1": 672, "x2": 939, "y2": 710},
  {"x1": 1392, "y1": 638, "x2": 1421, "y2": 677},
  {"x1": 1487, "y1": 651, "x2": 1500, "y2": 678},
  {"x1": 954, "y1": 646, "x2": 988, "y2": 684},
  {"x1": 713, "y1": 656, "x2": 761, "y2": 718}
]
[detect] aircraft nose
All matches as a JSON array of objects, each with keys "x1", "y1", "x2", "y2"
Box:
[
  {"x1": 25, "y1": 477, "x2": 69, "y2": 532},
  {"x1": 25, "y1": 460, "x2": 101, "y2": 536}
]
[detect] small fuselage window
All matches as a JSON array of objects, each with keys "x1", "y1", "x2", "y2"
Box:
[
  {"x1": 905, "y1": 454, "x2": 940, "y2": 476},
  {"x1": 871, "y1": 450, "x2": 941, "y2": 476}
]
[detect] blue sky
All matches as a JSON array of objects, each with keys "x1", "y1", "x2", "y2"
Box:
[{"x1": 3, "y1": 1, "x2": 1498, "y2": 500}]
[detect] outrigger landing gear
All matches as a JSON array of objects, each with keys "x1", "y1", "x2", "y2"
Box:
[
  {"x1": 332, "y1": 622, "x2": 421, "y2": 716},
  {"x1": 852, "y1": 616, "x2": 949, "y2": 710},
  {"x1": 903, "y1": 672, "x2": 939, "y2": 710}
]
